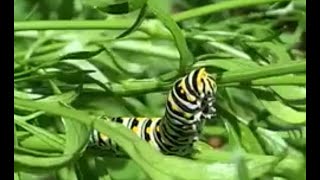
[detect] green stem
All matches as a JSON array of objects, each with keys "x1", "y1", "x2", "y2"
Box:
[
  {"x1": 14, "y1": 42, "x2": 66, "y2": 60},
  {"x1": 83, "y1": 71, "x2": 305, "y2": 97},
  {"x1": 14, "y1": 20, "x2": 133, "y2": 31},
  {"x1": 16, "y1": 0, "x2": 279, "y2": 72},
  {"x1": 15, "y1": 146, "x2": 60, "y2": 157},
  {"x1": 83, "y1": 80, "x2": 170, "y2": 97},
  {"x1": 220, "y1": 61, "x2": 306, "y2": 83},
  {"x1": 14, "y1": 0, "x2": 289, "y2": 31},
  {"x1": 220, "y1": 75, "x2": 306, "y2": 87},
  {"x1": 111, "y1": 40, "x2": 179, "y2": 60},
  {"x1": 14, "y1": 112, "x2": 45, "y2": 122},
  {"x1": 172, "y1": 0, "x2": 290, "y2": 22}
]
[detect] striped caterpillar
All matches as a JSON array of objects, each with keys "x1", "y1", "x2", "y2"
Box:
[{"x1": 90, "y1": 68, "x2": 217, "y2": 156}]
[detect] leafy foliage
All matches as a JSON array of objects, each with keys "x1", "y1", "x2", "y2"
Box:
[{"x1": 14, "y1": 0, "x2": 305, "y2": 179}]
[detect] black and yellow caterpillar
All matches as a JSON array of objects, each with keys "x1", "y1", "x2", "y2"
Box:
[{"x1": 89, "y1": 68, "x2": 217, "y2": 156}]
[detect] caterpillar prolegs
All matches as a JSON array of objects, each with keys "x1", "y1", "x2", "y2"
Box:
[{"x1": 89, "y1": 68, "x2": 217, "y2": 156}]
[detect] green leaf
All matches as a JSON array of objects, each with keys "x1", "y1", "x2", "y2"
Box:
[
  {"x1": 234, "y1": 153, "x2": 250, "y2": 180},
  {"x1": 111, "y1": 39, "x2": 180, "y2": 60},
  {"x1": 76, "y1": 154, "x2": 102, "y2": 180},
  {"x1": 273, "y1": 148, "x2": 306, "y2": 180},
  {"x1": 15, "y1": 98, "x2": 282, "y2": 180},
  {"x1": 18, "y1": 132, "x2": 64, "y2": 152},
  {"x1": 128, "y1": 0, "x2": 148, "y2": 12},
  {"x1": 221, "y1": 87, "x2": 264, "y2": 123},
  {"x1": 256, "y1": 127, "x2": 288, "y2": 156},
  {"x1": 193, "y1": 59, "x2": 258, "y2": 71},
  {"x1": 104, "y1": 48, "x2": 147, "y2": 77},
  {"x1": 278, "y1": 128, "x2": 306, "y2": 150},
  {"x1": 222, "y1": 118, "x2": 243, "y2": 150},
  {"x1": 172, "y1": 0, "x2": 290, "y2": 22},
  {"x1": 14, "y1": 111, "x2": 44, "y2": 122},
  {"x1": 97, "y1": 156, "x2": 149, "y2": 180},
  {"x1": 14, "y1": 146, "x2": 60, "y2": 157},
  {"x1": 116, "y1": 3, "x2": 147, "y2": 39},
  {"x1": 62, "y1": 110, "x2": 91, "y2": 155},
  {"x1": 148, "y1": 0, "x2": 194, "y2": 74},
  {"x1": 220, "y1": 61, "x2": 306, "y2": 83},
  {"x1": 14, "y1": 90, "x2": 43, "y2": 100},
  {"x1": 247, "y1": 42, "x2": 292, "y2": 63},
  {"x1": 194, "y1": 145, "x2": 280, "y2": 179},
  {"x1": 60, "y1": 47, "x2": 104, "y2": 60},
  {"x1": 56, "y1": 164, "x2": 78, "y2": 180},
  {"x1": 82, "y1": 0, "x2": 126, "y2": 14},
  {"x1": 193, "y1": 35, "x2": 251, "y2": 60},
  {"x1": 261, "y1": 99, "x2": 306, "y2": 125},
  {"x1": 238, "y1": 123, "x2": 264, "y2": 154},
  {"x1": 14, "y1": 172, "x2": 20, "y2": 180},
  {"x1": 14, "y1": 172, "x2": 52, "y2": 180},
  {"x1": 14, "y1": 152, "x2": 74, "y2": 172},
  {"x1": 83, "y1": 0, "x2": 146, "y2": 14},
  {"x1": 234, "y1": 74, "x2": 305, "y2": 86},
  {"x1": 37, "y1": 90, "x2": 79, "y2": 104},
  {"x1": 271, "y1": 86, "x2": 306, "y2": 101},
  {"x1": 13, "y1": 1, "x2": 306, "y2": 178},
  {"x1": 264, "y1": 115, "x2": 303, "y2": 130},
  {"x1": 14, "y1": 118, "x2": 64, "y2": 151}
]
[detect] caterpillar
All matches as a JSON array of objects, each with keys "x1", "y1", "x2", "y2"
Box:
[{"x1": 89, "y1": 68, "x2": 217, "y2": 156}]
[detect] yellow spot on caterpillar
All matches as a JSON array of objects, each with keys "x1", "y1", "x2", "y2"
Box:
[
  {"x1": 178, "y1": 79, "x2": 196, "y2": 102},
  {"x1": 184, "y1": 112, "x2": 192, "y2": 118},
  {"x1": 168, "y1": 94, "x2": 180, "y2": 111},
  {"x1": 132, "y1": 126, "x2": 139, "y2": 133},
  {"x1": 146, "y1": 127, "x2": 152, "y2": 134},
  {"x1": 156, "y1": 126, "x2": 160, "y2": 132},
  {"x1": 204, "y1": 78, "x2": 211, "y2": 93},
  {"x1": 136, "y1": 117, "x2": 146, "y2": 121},
  {"x1": 197, "y1": 68, "x2": 207, "y2": 92},
  {"x1": 100, "y1": 133, "x2": 108, "y2": 141}
]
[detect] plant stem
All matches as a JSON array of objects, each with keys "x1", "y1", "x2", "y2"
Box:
[
  {"x1": 172, "y1": 0, "x2": 290, "y2": 22},
  {"x1": 220, "y1": 76, "x2": 306, "y2": 87},
  {"x1": 14, "y1": 20, "x2": 133, "y2": 31},
  {"x1": 111, "y1": 40, "x2": 179, "y2": 60},
  {"x1": 82, "y1": 71, "x2": 305, "y2": 97},
  {"x1": 15, "y1": 42, "x2": 66, "y2": 59},
  {"x1": 14, "y1": 0, "x2": 290, "y2": 32},
  {"x1": 220, "y1": 61, "x2": 306, "y2": 83}
]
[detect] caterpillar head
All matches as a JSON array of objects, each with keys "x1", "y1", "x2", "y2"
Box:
[
  {"x1": 187, "y1": 68, "x2": 217, "y2": 120},
  {"x1": 191, "y1": 68, "x2": 217, "y2": 97},
  {"x1": 167, "y1": 67, "x2": 217, "y2": 124}
]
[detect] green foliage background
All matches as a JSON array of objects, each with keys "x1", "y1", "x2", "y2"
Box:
[{"x1": 14, "y1": 0, "x2": 306, "y2": 179}]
